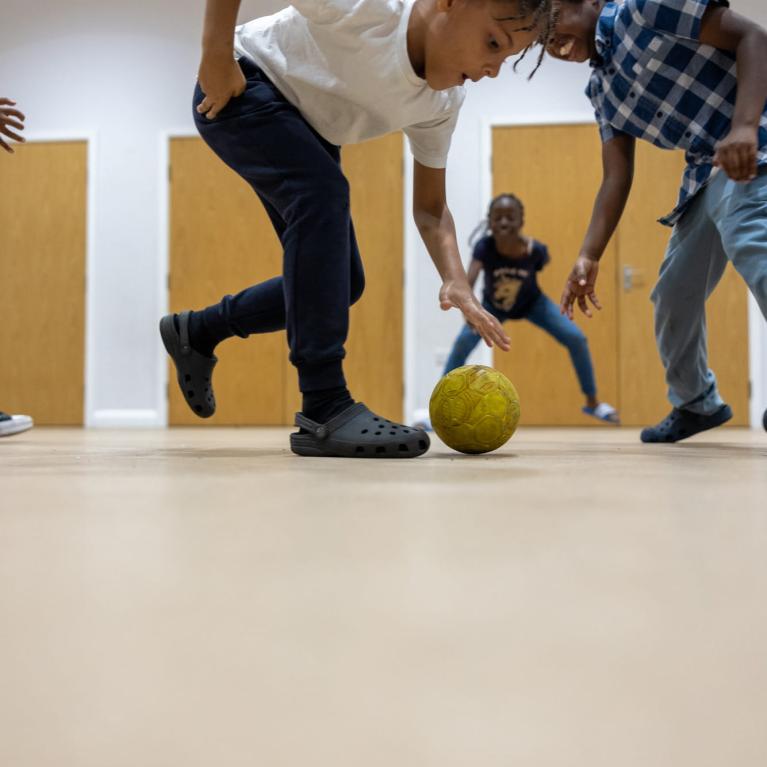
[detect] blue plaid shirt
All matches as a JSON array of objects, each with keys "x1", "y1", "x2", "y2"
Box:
[{"x1": 587, "y1": 0, "x2": 767, "y2": 226}]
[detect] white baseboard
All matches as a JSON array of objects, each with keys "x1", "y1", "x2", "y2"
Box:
[{"x1": 88, "y1": 409, "x2": 163, "y2": 428}]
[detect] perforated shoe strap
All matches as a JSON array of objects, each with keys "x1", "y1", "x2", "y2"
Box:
[{"x1": 294, "y1": 402, "x2": 368, "y2": 440}]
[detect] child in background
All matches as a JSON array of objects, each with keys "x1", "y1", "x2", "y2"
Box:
[
  {"x1": 551, "y1": 0, "x2": 767, "y2": 442},
  {"x1": 0, "y1": 97, "x2": 34, "y2": 438},
  {"x1": 160, "y1": 0, "x2": 556, "y2": 458},
  {"x1": 442, "y1": 193, "x2": 619, "y2": 422}
]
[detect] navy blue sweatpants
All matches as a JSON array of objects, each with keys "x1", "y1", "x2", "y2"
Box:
[{"x1": 193, "y1": 57, "x2": 365, "y2": 392}]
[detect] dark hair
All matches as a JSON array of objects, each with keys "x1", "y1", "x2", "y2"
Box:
[
  {"x1": 468, "y1": 193, "x2": 525, "y2": 247},
  {"x1": 495, "y1": 0, "x2": 559, "y2": 79}
]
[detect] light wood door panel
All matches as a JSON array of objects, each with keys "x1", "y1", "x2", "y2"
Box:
[
  {"x1": 0, "y1": 141, "x2": 86, "y2": 424},
  {"x1": 492, "y1": 125, "x2": 619, "y2": 425},
  {"x1": 169, "y1": 137, "x2": 287, "y2": 425},
  {"x1": 618, "y1": 142, "x2": 749, "y2": 425},
  {"x1": 170, "y1": 134, "x2": 404, "y2": 426}
]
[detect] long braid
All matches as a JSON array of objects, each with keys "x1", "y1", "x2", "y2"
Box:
[{"x1": 495, "y1": 0, "x2": 561, "y2": 79}]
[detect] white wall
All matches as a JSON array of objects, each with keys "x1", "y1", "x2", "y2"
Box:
[{"x1": 2, "y1": 0, "x2": 765, "y2": 426}]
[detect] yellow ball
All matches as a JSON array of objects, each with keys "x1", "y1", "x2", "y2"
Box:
[{"x1": 429, "y1": 365, "x2": 520, "y2": 454}]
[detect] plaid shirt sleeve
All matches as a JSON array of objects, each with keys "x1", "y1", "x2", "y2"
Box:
[
  {"x1": 587, "y1": 75, "x2": 618, "y2": 144},
  {"x1": 629, "y1": 0, "x2": 729, "y2": 41}
]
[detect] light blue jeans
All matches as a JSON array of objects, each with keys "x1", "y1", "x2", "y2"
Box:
[
  {"x1": 443, "y1": 293, "x2": 597, "y2": 396},
  {"x1": 652, "y1": 167, "x2": 767, "y2": 414}
]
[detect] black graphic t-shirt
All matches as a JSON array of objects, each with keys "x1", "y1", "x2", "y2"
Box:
[{"x1": 473, "y1": 236, "x2": 550, "y2": 319}]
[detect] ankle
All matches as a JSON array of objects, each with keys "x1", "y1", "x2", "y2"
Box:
[
  {"x1": 183, "y1": 311, "x2": 218, "y2": 358},
  {"x1": 302, "y1": 386, "x2": 354, "y2": 424}
]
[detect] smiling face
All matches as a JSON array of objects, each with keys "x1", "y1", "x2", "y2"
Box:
[
  {"x1": 423, "y1": 0, "x2": 544, "y2": 89},
  {"x1": 546, "y1": 0, "x2": 603, "y2": 63},
  {"x1": 489, "y1": 196, "x2": 524, "y2": 239}
]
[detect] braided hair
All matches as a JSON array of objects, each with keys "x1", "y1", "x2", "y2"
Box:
[
  {"x1": 468, "y1": 193, "x2": 525, "y2": 248},
  {"x1": 495, "y1": 0, "x2": 560, "y2": 79}
]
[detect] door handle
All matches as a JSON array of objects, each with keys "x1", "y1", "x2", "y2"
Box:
[{"x1": 623, "y1": 266, "x2": 646, "y2": 292}]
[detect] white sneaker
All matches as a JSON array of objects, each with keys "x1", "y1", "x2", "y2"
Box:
[
  {"x1": 411, "y1": 407, "x2": 433, "y2": 432},
  {"x1": 0, "y1": 412, "x2": 34, "y2": 437}
]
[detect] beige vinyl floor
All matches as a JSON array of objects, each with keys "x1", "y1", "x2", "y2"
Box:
[{"x1": 1, "y1": 426, "x2": 766, "y2": 767}]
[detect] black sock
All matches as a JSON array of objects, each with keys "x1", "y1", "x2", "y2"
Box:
[
  {"x1": 302, "y1": 386, "x2": 354, "y2": 424},
  {"x1": 175, "y1": 312, "x2": 218, "y2": 358}
]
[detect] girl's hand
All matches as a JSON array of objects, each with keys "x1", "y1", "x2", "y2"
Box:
[
  {"x1": 196, "y1": 53, "x2": 246, "y2": 120},
  {"x1": 0, "y1": 98, "x2": 26, "y2": 153},
  {"x1": 440, "y1": 280, "x2": 511, "y2": 351},
  {"x1": 560, "y1": 255, "x2": 602, "y2": 320},
  {"x1": 714, "y1": 124, "x2": 759, "y2": 182}
]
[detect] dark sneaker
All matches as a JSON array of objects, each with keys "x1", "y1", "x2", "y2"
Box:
[{"x1": 640, "y1": 404, "x2": 733, "y2": 444}]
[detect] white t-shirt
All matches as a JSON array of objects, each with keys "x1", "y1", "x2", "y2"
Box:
[{"x1": 234, "y1": 0, "x2": 465, "y2": 168}]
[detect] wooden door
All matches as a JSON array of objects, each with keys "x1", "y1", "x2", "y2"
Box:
[
  {"x1": 617, "y1": 142, "x2": 749, "y2": 425},
  {"x1": 169, "y1": 137, "x2": 287, "y2": 425},
  {"x1": 169, "y1": 134, "x2": 404, "y2": 426},
  {"x1": 0, "y1": 141, "x2": 87, "y2": 424},
  {"x1": 491, "y1": 125, "x2": 619, "y2": 425}
]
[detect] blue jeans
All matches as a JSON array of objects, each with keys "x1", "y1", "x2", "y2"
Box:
[
  {"x1": 652, "y1": 167, "x2": 767, "y2": 414},
  {"x1": 443, "y1": 293, "x2": 597, "y2": 397},
  {"x1": 192, "y1": 57, "x2": 365, "y2": 393}
]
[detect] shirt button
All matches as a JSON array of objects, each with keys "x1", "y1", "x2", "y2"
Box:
[
  {"x1": 657, "y1": 111, "x2": 663, "y2": 118},
  {"x1": 630, "y1": 92, "x2": 636, "y2": 98},
  {"x1": 685, "y1": 131, "x2": 692, "y2": 138},
  {"x1": 609, "y1": 68, "x2": 616, "y2": 75}
]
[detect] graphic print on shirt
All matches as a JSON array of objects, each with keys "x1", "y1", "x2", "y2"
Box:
[{"x1": 492, "y1": 268, "x2": 530, "y2": 312}]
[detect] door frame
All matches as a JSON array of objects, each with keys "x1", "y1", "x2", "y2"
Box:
[
  {"x1": 481, "y1": 115, "x2": 766, "y2": 428},
  {"x1": 159, "y1": 129, "x2": 197, "y2": 428},
  {"x1": 16, "y1": 132, "x2": 97, "y2": 426}
]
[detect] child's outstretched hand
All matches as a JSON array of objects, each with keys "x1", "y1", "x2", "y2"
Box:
[
  {"x1": 714, "y1": 124, "x2": 759, "y2": 182},
  {"x1": 197, "y1": 54, "x2": 246, "y2": 120},
  {"x1": 440, "y1": 280, "x2": 511, "y2": 351},
  {"x1": 560, "y1": 255, "x2": 602, "y2": 320},
  {"x1": 0, "y1": 98, "x2": 26, "y2": 153}
]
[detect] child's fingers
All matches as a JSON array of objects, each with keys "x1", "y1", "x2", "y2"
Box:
[
  {"x1": 0, "y1": 126, "x2": 25, "y2": 144},
  {"x1": 196, "y1": 95, "x2": 220, "y2": 118},
  {"x1": 587, "y1": 291, "x2": 602, "y2": 311},
  {"x1": 0, "y1": 116, "x2": 25, "y2": 132},
  {"x1": 0, "y1": 98, "x2": 16, "y2": 106},
  {"x1": 0, "y1": 137, "x2": 13, "y2": 153},
  {"x1": 577, "y1": 294, "x2": 592, "y2": 318},
  {"x1": 560, "y1": 286, "x2": 576, "y2": 319},
  {"x1": 0, "y1": 108, "x2": 25, "y2": 122}
]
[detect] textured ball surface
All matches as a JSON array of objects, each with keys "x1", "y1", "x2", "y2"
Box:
[{"x1": 429, "y1": 365, "x2": 520, "y2": 454}]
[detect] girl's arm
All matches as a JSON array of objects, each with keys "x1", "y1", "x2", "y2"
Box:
[
  {"x1": 466, "y1": 259, "x2": 482, "y2": 291},
  {"x1": 699, "y1": 5, "x2": 767, "y2": 182},
  {"x1": 197, "y1": 0, "x2": 246, "y2": 120},
  {"x1": 412, "y1": 161, "x2": 510, "y2": 350},
  {"x1": 560, "y1": 132, "x2": 635, "y2": 319}
]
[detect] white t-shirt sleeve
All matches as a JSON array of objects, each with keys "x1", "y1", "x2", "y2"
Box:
[
  {"x1": 403, "y1": 108, "x2": 460, "y2": 169},
  {"x1": 290, "y1": 0, "x2": 364, "y2": 25}
]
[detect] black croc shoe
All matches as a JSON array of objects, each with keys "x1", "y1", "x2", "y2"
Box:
[
  {"x1": 640, "y1": 404, "x2": 732, "y2": 443},
  {"x1": 290, "y1": 402, "x2": 430, "y2": 458},
  {"x1": 159, "y1": 311, "x2": 217, "y2": 418}
]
